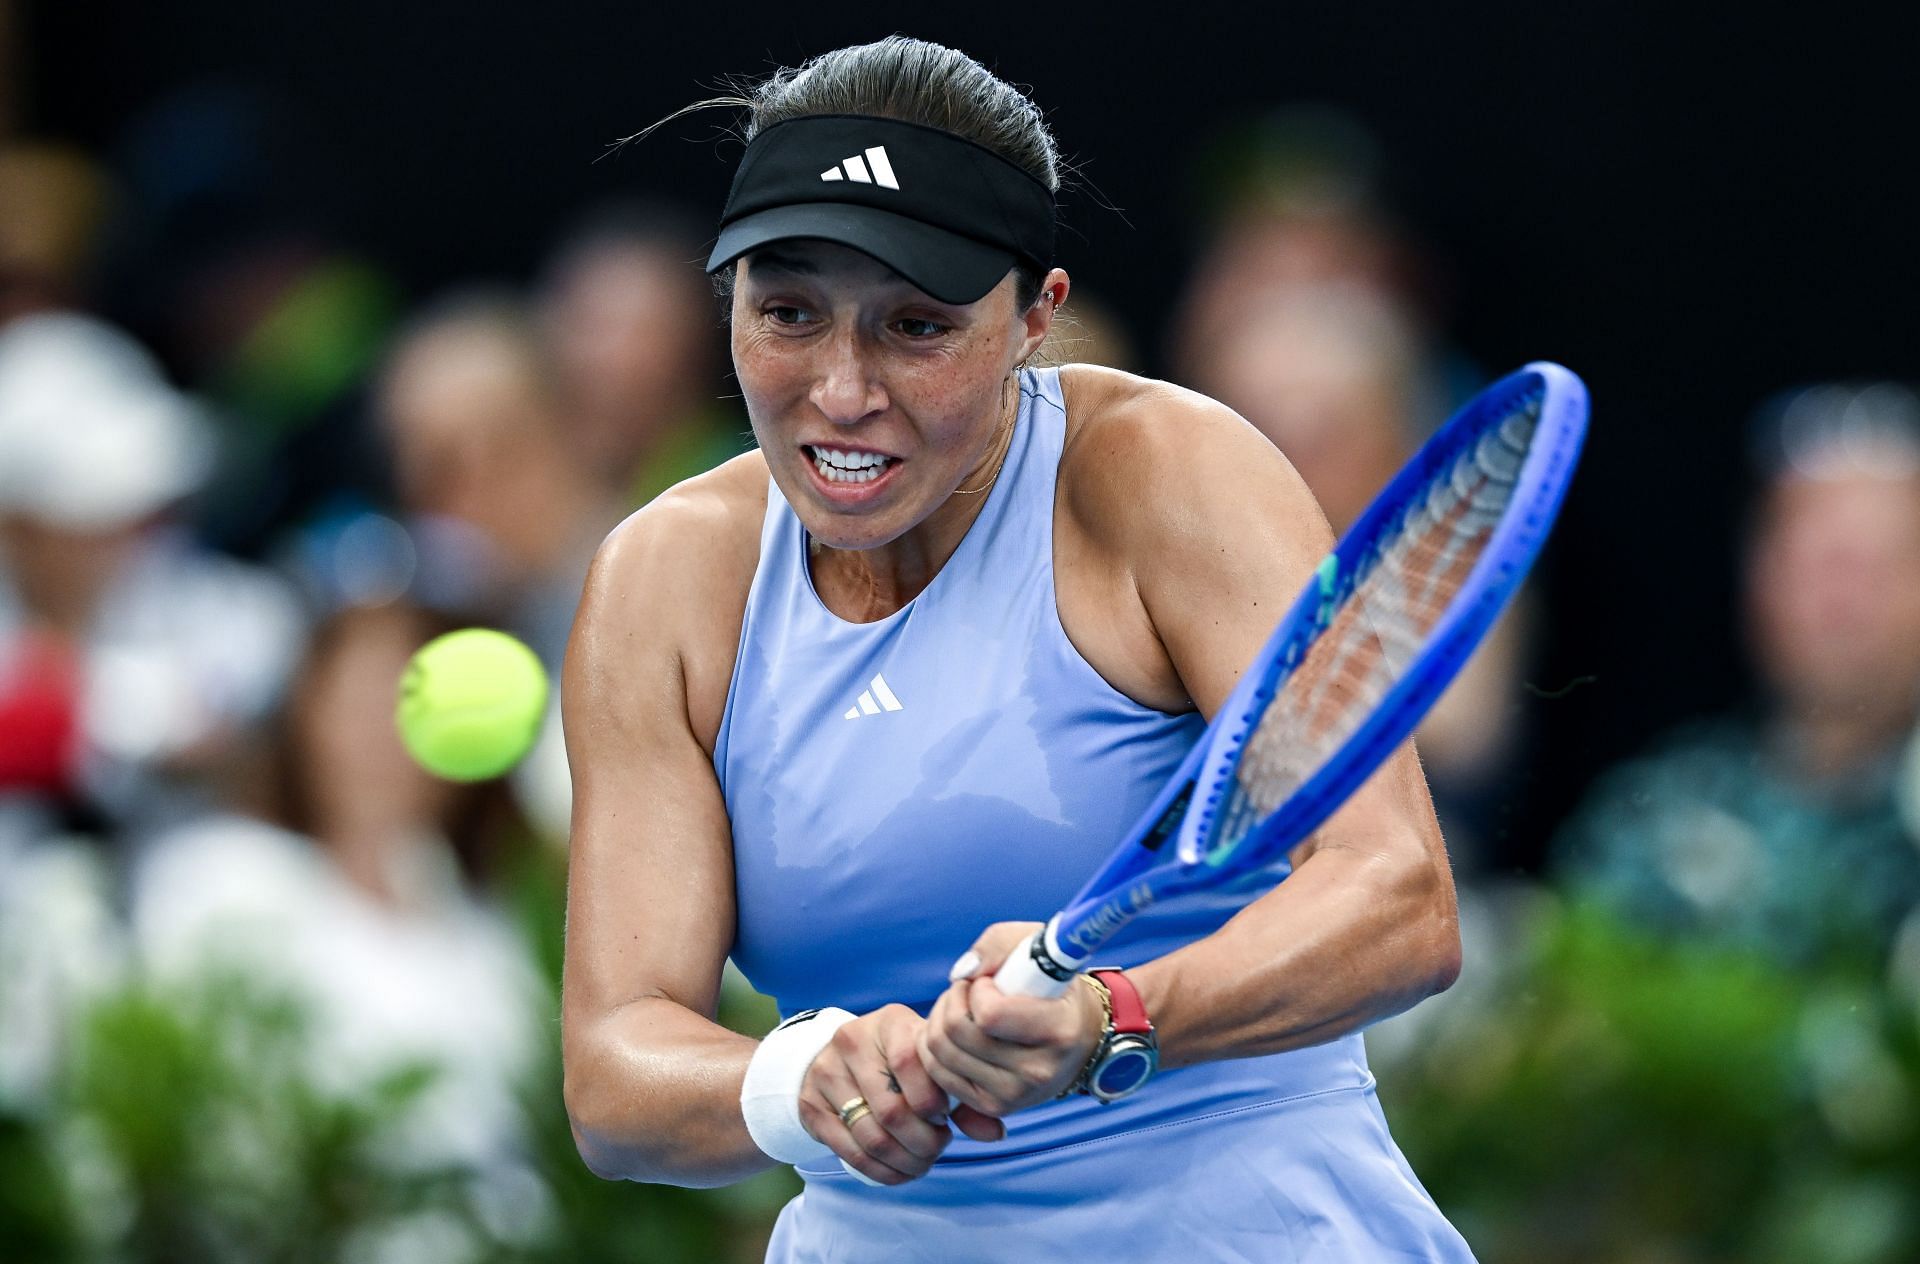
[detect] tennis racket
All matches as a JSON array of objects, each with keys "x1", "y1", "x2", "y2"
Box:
[{"x1": 992, "y1": 360, "x2": 1589, "y2": 998}]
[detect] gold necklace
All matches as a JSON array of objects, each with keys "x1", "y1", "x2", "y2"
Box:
[{"x1": 951, "y1": 374, "x2": 1019, "y2": 496}]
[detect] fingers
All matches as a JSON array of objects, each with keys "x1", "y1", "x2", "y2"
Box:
[
  {"x1": 967, "y1": 976, "x2": 1075, "y2": 1045},
  {"x1": 874, "y1": 1009, "x2": 951, "y2": 1128},
  {"x1": 800, "y1": 1006, "x2": 952, "y2": 1185},
  {"x1": 948, "y1": 920, "x2": 1045, "y2": 982},
  {"x1": 921, "y1": 984, "x2": 1048, "y2": 1116},
  {"x1": 847, "y1": 1021, "x2": 950, "y2": 1164},
  {"x1": 914, "y1": 1022, "x2": 1009, "y2": 1142},
  {"x1": 915, "y1": 1013, "x2": 979, "y2": 1103},
  {"x1": 921, "y1": 977, "x2": 1102, "y2": 1116},
  {"x1": 950, "y1": 1103, "x2": 1008, "y2": 1143}
]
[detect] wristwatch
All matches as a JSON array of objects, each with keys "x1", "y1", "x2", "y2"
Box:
[{"x1": 1072, "y1": 969, "x2": 1159, "y2": 1103}]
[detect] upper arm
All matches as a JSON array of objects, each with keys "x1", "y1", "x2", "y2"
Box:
[
  {"x1": 1066, "y1": 375, "x2": 1444, "y2": 865},
  {"x1": 559, "y1": 486, "x2": 754, "y2": 1042},
  {"x1": 1064, "y1": 375, "x2": 1334, "y2": 718}
]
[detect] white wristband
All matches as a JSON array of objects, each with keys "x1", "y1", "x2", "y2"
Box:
[{"x1": 741, "y1": 1007, "x2": 855, "y2": 1165}]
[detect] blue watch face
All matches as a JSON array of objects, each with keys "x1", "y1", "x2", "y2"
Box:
[{"x1": 1092, "y1": 1045, "x2": 1156, "y2": 1099}]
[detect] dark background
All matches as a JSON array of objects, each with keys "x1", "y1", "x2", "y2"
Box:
[{"x1": 19, "y1": 1, "x2": 1920, "y2": 868}]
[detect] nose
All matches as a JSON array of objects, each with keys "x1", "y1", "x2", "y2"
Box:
[{"x1": 808, "y1": 325, "x2": 888, "y2": 426}]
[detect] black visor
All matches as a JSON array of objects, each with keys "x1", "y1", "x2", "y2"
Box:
[{"x1": 707, "y1": 115, "x2": 1055, "y2": 305}]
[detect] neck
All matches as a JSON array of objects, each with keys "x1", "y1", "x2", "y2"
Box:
[{"x1": 1771, "y1": 696, "x2": 1916, "y2": 784}]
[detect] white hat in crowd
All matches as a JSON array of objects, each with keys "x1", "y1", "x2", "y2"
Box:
[{"x1": 0, "y1": 313, "x2": 212, "y2": 530}]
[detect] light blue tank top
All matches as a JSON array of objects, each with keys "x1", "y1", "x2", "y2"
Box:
[{"x1": 714, "y1": 367, "x2": 1375, "y2": 1161}]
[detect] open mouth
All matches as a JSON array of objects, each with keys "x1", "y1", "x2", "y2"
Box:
[{"x1": 805, "y1": 445, "x2": 900, "y2": 485}]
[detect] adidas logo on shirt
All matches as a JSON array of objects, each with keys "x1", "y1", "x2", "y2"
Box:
[
  {"x1": 843, "y1": 673, "x2": 904, "y2": 719},
  {"x1": 820, "y1": 146, "x2": 900, "y2": 190}
]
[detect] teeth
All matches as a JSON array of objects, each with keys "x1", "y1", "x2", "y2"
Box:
[
  {"x1": 809, "y1": 446, "x2": 893, "y2": 484},
  {"x1": 810, "y1": 446, "x2": 888, "y2": 470}
]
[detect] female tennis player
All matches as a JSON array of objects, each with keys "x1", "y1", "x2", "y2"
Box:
[{"x1": 561, "y1": 37, "x2": 1474, "y2": 1261}]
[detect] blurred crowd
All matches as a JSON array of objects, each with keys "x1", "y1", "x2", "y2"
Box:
[{"x1": 2, "y1": 84, "x2": 1919, "y2": 1264}]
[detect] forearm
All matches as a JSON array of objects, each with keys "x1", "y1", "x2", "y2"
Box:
[
  {"x1": 564, "y1": 996, "x2": 774, "y2": 1187},
  {"x1": 1130, "y1": 838, "x2": 1461, "y2": 1070}
]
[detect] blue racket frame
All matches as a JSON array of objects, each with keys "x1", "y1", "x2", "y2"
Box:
[{"x1": 1037, "y1": 361, "x2": 1588, "y2": 973}]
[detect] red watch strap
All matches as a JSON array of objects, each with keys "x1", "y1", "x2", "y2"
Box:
[{"x1": 1089, "y1": 969, "x2": 1151, "y2": 1035}]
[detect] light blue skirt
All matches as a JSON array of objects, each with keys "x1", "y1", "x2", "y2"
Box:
[{"x1": 766, "y1": 1080, "x2": 1475, "y2": 1263}]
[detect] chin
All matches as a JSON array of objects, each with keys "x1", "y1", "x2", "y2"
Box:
[
  {"x1": 794, "y1": 504, "x2": 899, "y2": 552},
  {"x1": 777, "y1": 456, "x2": 919, "y2": 550}
]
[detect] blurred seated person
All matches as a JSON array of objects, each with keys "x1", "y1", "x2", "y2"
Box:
[
  {"x1": 533, "y1": 201, "x2": 745, "y2": 506},
  {"x1": 0, "y1": 313, "x2": 304, "y2": 838},
  {"x1": 376, "y1": 291, "x2": 622, "y2": 671},
  {"x1": 132, "y1": 600, "x2": 546, "y2": 1170},
  {"x1": 1170, "y1": 107, "x2": 1451, "y2": 394},
  {"x1": 377, "y1": 293, "x2": 626, "y2": 838},
  {"x1": 1186, "y1": 282, "x2": 1531, "y2": 872},
  {"x1": 1556, "y1": 384, "x2": 1920, "y2": 965}
]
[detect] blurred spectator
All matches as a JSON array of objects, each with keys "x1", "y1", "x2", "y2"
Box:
[
  {"x1": 1556, "y1": 384, "x2": 1920, "y2": 965},
  {"x1": 0, "y1": 142, "x2": 114, "y2": 325},
  {"x1": 1186, "y1": 282, "x2": 1532, "y2": 869},
  {"x1": 1189, "y1": 283, "x2": 1432, "y2": 531},
  {"x1": 131, "y1": 600, "x2": 547, "y2": 1174},
  {"x1": 377, "y1": 292, "x2": 624, "y2": 838},
  {"x1": 1171, "y1": 106, "x2": 1449, "y2": 390},
  {"x1": 377, "y1": 290, "x2": 619, "y2": 670},
  {"x1": 0, "y1": 313, "x2": 304, "y2": 836},
  {"x1": 534, "y1": 200, "x2": 744, "y2": 507}
]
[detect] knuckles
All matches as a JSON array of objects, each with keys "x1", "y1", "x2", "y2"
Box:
[
  {"x1": 863, "y1": 1132, "x2": 908, "y2": 1166},
  {"x1": 925, "y1": 1024, "x2": 960, "y2": 1063},
  {"x1": 851, "y1": 1155, "x2": 905, "y2": 1185}
]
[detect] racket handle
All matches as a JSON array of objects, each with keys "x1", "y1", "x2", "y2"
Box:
[{"x1": 993, "y1": 928, "x2": 1076, "y2": 998}]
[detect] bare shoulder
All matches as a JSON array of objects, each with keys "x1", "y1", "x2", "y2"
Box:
[
  {"x1": 1055, "y1": 363, "x2": 1317, "y2": 550},
  {"x1": 589, "y1": 452, "x2": 767, "y2": 590},
  {"x1": 569, "y1": 451, "x2": 769, "y2": 753},
  {"x1": 1049, "y1": 365, "x2": 1335, "y2": 718}
]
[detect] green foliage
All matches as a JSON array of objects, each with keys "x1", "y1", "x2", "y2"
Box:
[
  {"x1": 1, "y1": 971, "x2": 473, "y2": 1264},
  {"x1": 12, "y1": 846, "x2": 1915, "y2": 1263},
  {"x1": 0, "y1": 1109, "x2": 81, "y2": 1260},
  {"x1": 1378, "y1": 899, "x2": 1920, "y2": 1264},
  {"x1": 0, "y1": 843, "x2": 797, "y2": 1263}
]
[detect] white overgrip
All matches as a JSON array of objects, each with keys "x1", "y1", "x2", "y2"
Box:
[{"x1": 992, "y1": 927, "x2": 1075, "y2": 998}]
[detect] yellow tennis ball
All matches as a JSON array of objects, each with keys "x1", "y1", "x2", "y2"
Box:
[{"x1": 395, "y1": 628, "x2": 549, "y2": 782}]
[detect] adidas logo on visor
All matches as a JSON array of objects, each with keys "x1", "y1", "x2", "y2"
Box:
[{"x1": 820, "y1": 146, "x2": 900, "y2": 190}]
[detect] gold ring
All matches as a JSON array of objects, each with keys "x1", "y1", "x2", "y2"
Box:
[{"x1": 837, "y1": 1095, "x2": 873, "y2": 1129}]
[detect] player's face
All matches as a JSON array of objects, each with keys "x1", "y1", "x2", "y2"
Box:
[{"x1": 731, "y1": 241, "x2": 1044, "y2": 552}]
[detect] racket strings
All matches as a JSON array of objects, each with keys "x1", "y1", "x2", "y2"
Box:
[{"x1": 1210, "y1": 392, "x2": 1543, "y2": 855}]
